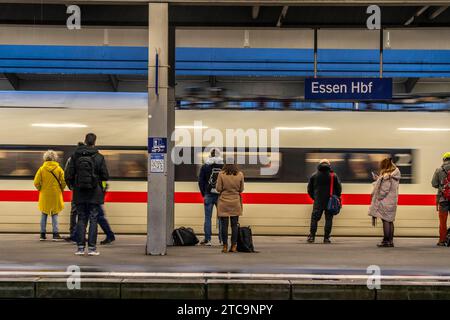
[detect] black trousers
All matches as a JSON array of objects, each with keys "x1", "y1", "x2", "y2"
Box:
[
  {"x1": 309, "y1": 207, "x2": 334, "y2": 239},
  {"x1": 220, "y1": 216, "x2": 239, "y2": 246},
  {"x1": 381, "y1": 219, "x2": 394, "y2": 243},
  {"x1": 69, "y1": 203, "x2": 78, "y2": 240}
]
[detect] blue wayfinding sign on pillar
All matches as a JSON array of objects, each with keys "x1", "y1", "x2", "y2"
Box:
[
  {"x1": 148, "y1": 137, "x2": 167, "y2": 154},
  {"x1": 305, "y1": 78, "x2": 392, "y2": 100}
]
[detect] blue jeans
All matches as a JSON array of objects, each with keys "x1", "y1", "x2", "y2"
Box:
[
  {"x1": 40, "y1": 213, "x2": 58, "y2": 234},
  {"x1": 72, "y1": 204, "x2": 115, "y2": 241},
  {"x1": 204, "y1": 194, "x2": 221, "y2": 242},
  {"x1": 76, "y1": 203, "x2": 100, "y2": 250},
  {"x1": 98, "y1": 205, "x2": 115, "y2": 240}
]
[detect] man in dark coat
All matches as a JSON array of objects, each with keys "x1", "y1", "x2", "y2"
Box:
[
  {"x1": 307, "y1": 159, "x2": 342, "y2": 244},
  {"x1": 64, "y1": 142, "x2": 115, "y2": 245},
  {"x1": 65, "y1": 133, "x2": 109, "y2": 255}
]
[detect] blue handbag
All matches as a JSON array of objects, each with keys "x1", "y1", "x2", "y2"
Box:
[{"x1": 327, "y1": 172, "x2": 341, "y2": 215}]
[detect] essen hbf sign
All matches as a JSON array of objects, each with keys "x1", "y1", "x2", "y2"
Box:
[{"x1": 305, "y1": 78, "x2": 392, "y2": 100}]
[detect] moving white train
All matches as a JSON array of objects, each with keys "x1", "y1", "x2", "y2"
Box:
[{"x1": 0, "y1": 92, "x2": 448, "y2": 237}]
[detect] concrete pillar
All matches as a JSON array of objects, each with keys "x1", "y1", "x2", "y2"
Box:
[{"x1": 147, "y1": 2, "x2": 174, "y2": 255}]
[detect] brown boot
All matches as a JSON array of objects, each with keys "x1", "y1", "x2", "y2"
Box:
[
  {"x1": 230, "y1": 244, "x2": 238, "y2": 253},
  {"x1": 222, "y1": 244, "x2": 228, "y2": 253}
]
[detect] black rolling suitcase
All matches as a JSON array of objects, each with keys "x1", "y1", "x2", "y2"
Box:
[
  {"x1": 237, "y1": 225, "x2": 256, "y2": 252},
  {"x1": 172, "y1": 227, "x2": 199, "y2": 246}
]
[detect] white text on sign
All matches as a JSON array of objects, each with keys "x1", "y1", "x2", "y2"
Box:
[{"x1": 311, "y1": 81, "x2": 374, "y2": 94}]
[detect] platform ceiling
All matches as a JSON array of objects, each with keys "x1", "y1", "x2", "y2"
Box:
[
  {"x1": 1, "y1": 2, "x2": 450, "y2": 96},
  {"x1": 0, "y1": 3, "x2": 449, "y2": 27}
]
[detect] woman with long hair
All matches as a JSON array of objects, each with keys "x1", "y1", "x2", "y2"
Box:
[
  {"x1": 216, "y1": 162, "x2": 244, "y2": 253},
  {"x1": 368, "y1": 157, "x2": 401, "y2": 247}
]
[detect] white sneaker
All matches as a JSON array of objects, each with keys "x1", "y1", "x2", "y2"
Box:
[
  {"x1": 74, "y1": 249, "x2": 85, "y2": 256},
  {"x1": 88, "y1": 250, "x2": 100, "y2": 256},
  {"x1": 205, "y1": 240, "x2": 212, "y2": 246}
]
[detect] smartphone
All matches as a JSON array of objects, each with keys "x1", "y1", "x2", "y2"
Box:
[{"x1": 371, "y1": 171, "x2": 378, "y2": 180}]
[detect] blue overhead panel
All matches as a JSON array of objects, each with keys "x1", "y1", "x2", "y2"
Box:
[
  {"x1": 175, "y1": 47, "x2": 314, "y2": 76},
  {"x1": 0, "y1": 45, "x2": 148, "y2": 75},
  {"x1": 1, "y1": 45, "x2": 450, "y2": 78}
]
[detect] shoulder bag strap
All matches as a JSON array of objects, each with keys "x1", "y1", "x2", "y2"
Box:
[
  {"x1": 49, "y1": 170, "x2": 64, "y2": 192},
  {"x1": 442, "y1": 166, "x2": 448, "y2": 178},
  {"x1": 329, "y1": 172, "x2": 334, "y2": 196}
]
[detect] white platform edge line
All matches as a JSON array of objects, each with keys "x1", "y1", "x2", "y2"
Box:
[{"x1": 1, "y1": 271, "x2": 450, "y2": 281}]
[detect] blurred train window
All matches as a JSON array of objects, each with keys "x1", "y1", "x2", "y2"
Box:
[
  {"x1": 305, "y1": 150, "x2": 414, "y2": 183},
  {"x1": 0, "y1": 150, "x2": 64, "y2": 177},
  {"x1": 101, "y1": 150, "x2": 147, "y2": 179},
  {"x1": 195, "y1": 150, "x2": 282, "y2": 179}
]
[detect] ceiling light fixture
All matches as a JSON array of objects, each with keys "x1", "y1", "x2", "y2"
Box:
[
  {"x1": 398, "y1": 127, "x2": 450, "y2": 132},
  {"x1": 31, "y1": 123, "x2": 88, "y2": 128},
  {"x1": 175, "y1": 125, "x2": 209, "y2": 129},
  {"x1": 275, "y1": 126, "x2": 333, "y2": 131}
]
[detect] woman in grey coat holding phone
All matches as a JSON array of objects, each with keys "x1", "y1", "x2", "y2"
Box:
[{"x1": 368, "y1": 158, "x2": 401, "y2": 247}]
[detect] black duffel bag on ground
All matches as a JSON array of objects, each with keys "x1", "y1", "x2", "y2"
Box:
[
  {"x1": 237, "y1": 225, "x2": 256, "y2": 252},
  {"x1": 172, "y1": 227, "x2": 199, "y2": 246},
  {"x1": 446, "y1": 228, "x2": 450, "y2": 247}
]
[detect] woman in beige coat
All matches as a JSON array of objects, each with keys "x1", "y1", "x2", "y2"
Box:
[
  {"x1": 216, "y1": 163, "x2": 244, "y2": 253},
  {"x1": 368, "y1": 158, "x2": 401, "y2": 247}
]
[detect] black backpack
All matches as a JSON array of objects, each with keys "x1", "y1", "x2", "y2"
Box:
[
  {"x1": 74, "y1": 153, "x2": 98, "y2": 189},
  {"x1": 172, "y1": 227, "x2": 199, "y2": 246},
  {"x1": 207, "y1": 165, "x2": 222, "y2": 194},
  {"x1": 237, "y1": 225, "x2": 255, "y2": 252}
]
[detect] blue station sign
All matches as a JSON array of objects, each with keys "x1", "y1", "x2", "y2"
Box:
[
  {"x1": 148, "y1": 137, "x2": 167, "y2": 154},
  {"x1": 305, "y1": 78, "x2": 392, "y2": 100}
]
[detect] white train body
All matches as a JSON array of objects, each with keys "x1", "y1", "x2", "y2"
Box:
[{"x1": 0, "y1": 93, "x2": 448, "y2": 236}]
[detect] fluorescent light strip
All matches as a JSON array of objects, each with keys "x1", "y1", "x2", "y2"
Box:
[
  {"x1": 31, "y1": 123, "x2": 87, "y2": 128},
  {"x1": 275, "y1": 126, "x2": 332, "y2": 131},
  {"x1": 398, "y1": 128, "x2": 450, "y2": 132}
]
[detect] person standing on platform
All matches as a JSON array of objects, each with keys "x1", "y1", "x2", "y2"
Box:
[
  {"x1": 432, "y1": 152, "x2": 450, "y2": 246},
  {"x1": 198, "y1": 149, "x2": 224, "y2": 246},
  {"x1": 64, "y1": 142, "x2": 84, "y2": 243},
  {"x1": 98, "y1": 181, "x2": 116, "y2": 245},
  {"x1": 307, "y1": 159, "x2": 342, "y2": 244},
  {"x1": 64, "y1": 142, "x2": 115, "y2": 245},
  {"x1": 65, "y1": 133, "x2": 109, "y2": 256},
  {"x1": 34, "y1": 150, "x2": 66, "y2": 241},
  {"x1": 368, "y1": 158, "x2": 401, "y2": 248},
  {"x1": 216, "y1": 163, "x2": 244, "y2": 253}
]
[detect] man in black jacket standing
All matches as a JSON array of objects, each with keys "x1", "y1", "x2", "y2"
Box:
[
  {"x1": 307, "y1": 159, "x2": 342, "y2": 244},
  {"x1": 65, "y1": 133, "x2": 109, "y2": 256}
]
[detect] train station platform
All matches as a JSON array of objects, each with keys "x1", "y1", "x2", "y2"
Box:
[
  {"x1": 1, "y1": 234, "x2": 450, "y2": 300},
  {"x1": 1, "y1": 234, "x2": 450, "y2": 275}
]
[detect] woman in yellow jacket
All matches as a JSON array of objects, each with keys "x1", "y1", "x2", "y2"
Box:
[{"x1": 34, "y1": 150, "x2": 66, "y2": 241}]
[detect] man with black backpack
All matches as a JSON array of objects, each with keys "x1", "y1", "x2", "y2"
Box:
[
  {"x1": 198, "y1": 149, "x2": 223, "y2": 246},
  {"x1": 65, "y1": 133, "x2": 109, "y2": 256},
  {"x1": 64, "y1": 142, "x2": 115, "y2": 245},
  {"x1": 432, "y1": 152, "x2": 450, "y2": 246}
]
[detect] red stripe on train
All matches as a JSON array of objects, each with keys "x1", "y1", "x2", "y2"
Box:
[{"x1": 0, "y1": 190, "x2": 436, "y2": 206}]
